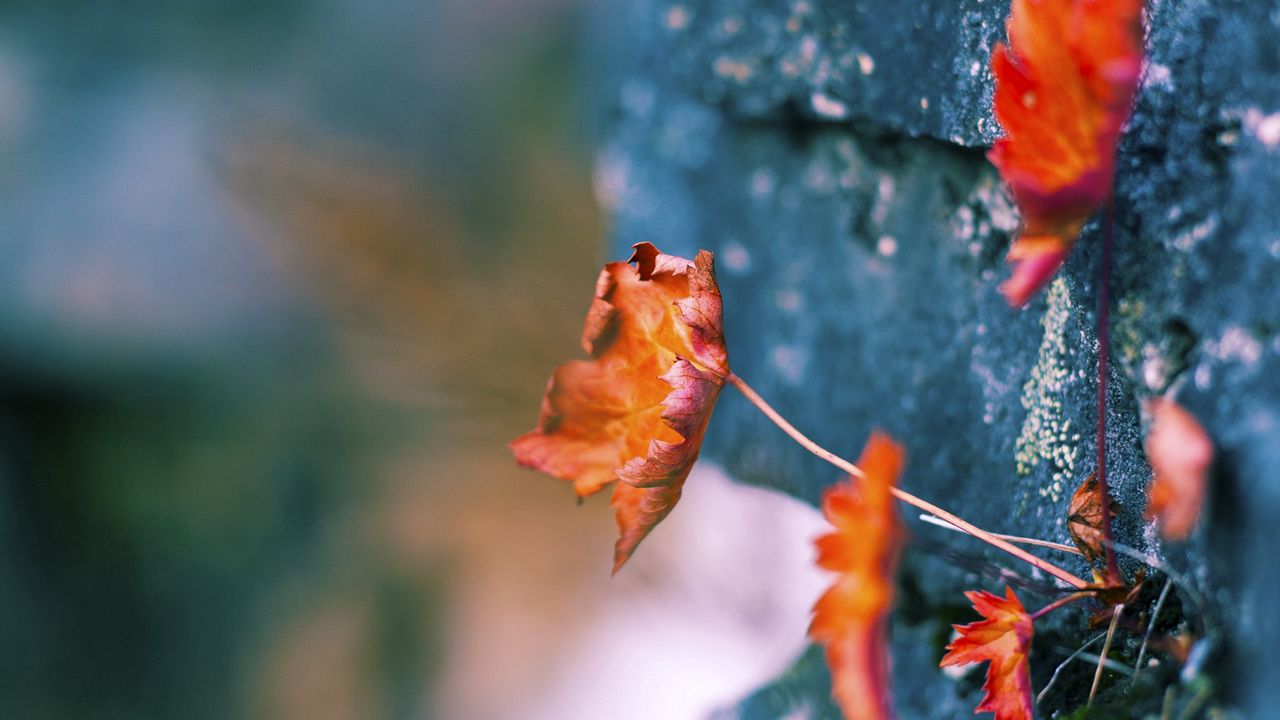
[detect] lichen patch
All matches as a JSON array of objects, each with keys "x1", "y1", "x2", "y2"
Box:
[{"x1": 1014, "y1": 278, "x2": 1081, "y2": 502}]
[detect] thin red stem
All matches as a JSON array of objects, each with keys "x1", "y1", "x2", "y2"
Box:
[
  {"x1": 726, "y1": 372, "x2": 1090, "y2": 589},
  {"x1": 1096, "y1": 201, "x2": 1123, "y2": 585},
  {"x1": 1031, "y1": 591, "x2": 1091, "y2": 621}
]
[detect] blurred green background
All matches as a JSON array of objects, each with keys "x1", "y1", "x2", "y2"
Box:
[
  {"x1": 0, "y1": 1, "x2": 607, "y2": 717},
  {"x1": 0, "y1": 3, "x2": 830, "y2": 719}
]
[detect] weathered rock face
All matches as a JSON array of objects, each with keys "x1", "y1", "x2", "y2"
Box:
[
  {"x1": 653, "y1": 0, "x2": 1007, "y2": 145},
  {"x1": 591, "y1": 0, "x2": 1280, "y2": 715}
]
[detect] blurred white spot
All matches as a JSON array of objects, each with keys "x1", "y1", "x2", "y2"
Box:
[
  {"x1": 1256, "y1": 112, "x2": 1280, "y2": 148},
  {"x1": 773, "y1": 34, "x2": 814, "y2": 77},
  {"x1": 666, "y1": 4, "x2": 690, "y2": 31},
  {"x1": 714, "y1": 56, "x2": 753, "y2": 83},
  {"x1": 876, "y1": 235, "x2": 898, "y2": 257},
  {"x1": 870, "y1": 175, "x2": 895, "y2": 225},
  {"x1": 919, "y1": 97, "x2": 929, "y2": 110},
  {"x1": 593, "y1": 145, "x2": 629, "y2": 211},
  {"x1": 1206, "y1": 326, "x2": 1263, "y2": 367},
  {"x1": 857, "y1": 52, "x2": 875, "y2": 75},
  {"x1": 835, "y1": 139, "x2": 857, "y2": 161},
  {"x1": 751, "y1": 168, "x2": 777, "y2": 198},
  {"x1": 776, "y1": 289, "x2": 803, "y2": 313},
  {"x1": 1195, "y1": 364, "x2": 1212, "y2": 390},
  {"x1": 1229, "y1": 107, "x2": 1280, "y2": 149},
  {"x1": 621, "y1": 79, "x2": 656, "y2": 118},
  {"x1": 721, "y1": 241, "x2": 751, "y2": 274},
  {"x1": 952, "y1": 205, "x2": 976, "y2": 241},
  {"x1": 1142, "y1": 62, "x2": 1173, "y2": 90},
  {"x1": 810, "y1": 91, "x2": 848, "y2": 119},
  {"x1": 798, "y1": 36, "x2": 818, "y2": 67},
  {"x1": 522, "y1": 464, "x2": 828, "y2": 720},
  {"x1": 804, "y1": 158, "x2": 836, "y2": 193},
  {"x1": 1171, "y1": 217, "x2": 1217, "y2": 250},
  {"x1": 1142, "y1": 345, "x2": 1168, "y2": 392},
  {"x1": 771, "y1": 344, "x2": 810, "y2": 385}
]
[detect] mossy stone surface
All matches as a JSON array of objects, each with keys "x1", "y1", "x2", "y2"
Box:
[{"x1": 592, "y1": 0, "x2": 1280, "y2": 715}]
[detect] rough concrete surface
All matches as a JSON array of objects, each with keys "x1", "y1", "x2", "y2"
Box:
[{"x1": 590, "y1": 0, "x2": 1280, "y2": 716}]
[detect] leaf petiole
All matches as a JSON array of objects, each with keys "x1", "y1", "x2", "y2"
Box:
[
  {"x1": 725, "y1": 371, "x2": 1091, "y2": 590},
  {"x1": 917, "y1": 513, "x2": 1084, "y2": 555},
  {"x1": 1031, "y1": 591, "x2": 1092, "y2": 621}
]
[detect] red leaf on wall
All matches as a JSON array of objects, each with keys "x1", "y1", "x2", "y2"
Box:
[
  {"x1": 940, "y1": 587, "x2": 1035, "y2": 720},
  {"x1": 510, "y1": 243, "x2": 729, "y2": 572},
  {"x1": 1145, "y1": 398, "x2": 1213, "y2": 541},
  {"x1": 990, "y1": 0, "x2": 1145, "y2": 306},
  {"x1": 809, "y1": 432, "x2": 906, "y2": 720}
]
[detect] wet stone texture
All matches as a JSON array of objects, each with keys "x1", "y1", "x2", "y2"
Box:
[
  {"x1": 589, "y1": 0, "x2": 1280, "y2": 717},
  {"x1": 655, "y1": 0, "x2": 1007, "y2": 145}
]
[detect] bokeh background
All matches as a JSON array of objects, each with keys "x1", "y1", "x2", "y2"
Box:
[{"x1": 0, "y1": 2, "x2": 826, "y2": 718}]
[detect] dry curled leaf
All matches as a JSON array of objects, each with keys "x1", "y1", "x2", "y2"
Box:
[
  {"x1": 809, "y1": 432, "x2": 906, "y2": 720},
  {"x1": 940, "y1": 587, "x2": 1035, "y2": 720},
  {"x1": 1066, "y1": 472, "x2": 1119, "y2": 574},
  {"x1": 1145, "y1": 398, "x2": 1213, "y2": 541},
  {"x1": 990, "y1": 0, "x2": 1144, "y2": 306},
  {"x1": 510, "y1": 242, "x2": 728, "y2": 572}
]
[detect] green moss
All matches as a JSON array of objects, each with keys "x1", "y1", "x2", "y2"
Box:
[{"x1": 1014, "y1": 278, "x2": 1082, "y2": 502}]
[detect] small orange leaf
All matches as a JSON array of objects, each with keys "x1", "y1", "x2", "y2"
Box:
[
  {"x1": 940, "y1": 587, "x2": 1035, "y2": 720},
  {"x1": 510, "y1": 243, "x2": 728, "y2": 572},
  {"x1": 1000, "y1": 240, "x2": 1069, "y2": 310},
  {"x1": 809, "y1": 432, "x2": 906, "y2": 720},
  {"x1": 1145, "y1": 398, "x2": 1213, "y2": 541},
  {"x1": 990, "y1": 0, "x2": 1144, "y2": 306}
]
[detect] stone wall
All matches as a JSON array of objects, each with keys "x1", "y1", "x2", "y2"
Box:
[{"x1": 591, "y1": 0, "x2": 1280, "y2": 715}]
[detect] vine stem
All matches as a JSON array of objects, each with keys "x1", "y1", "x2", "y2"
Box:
[
  {"x1": 1031, "y1": 591, "x2": 1090, "y2": 621},
  {"x1": 1096, "y1": 200, "x2": 1123, "y2": 585},
  {"x1": 917, "y1": 513, "x2": 1083, "y2": 555},
  {"x1": 725, "y1": 371, "x2": 1090, "y2": 589}
]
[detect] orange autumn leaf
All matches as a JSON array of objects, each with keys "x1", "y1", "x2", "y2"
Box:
[
  {"x1": 990, "y1": 0, "x2": 1144, "y2": 306},
  {"x1": 510, "y1": 242, "x2": 729, "y2": 572},
  {"x1": 1145, "y1": 398, "x2": 1213, "y2": 541},
  {"x1": 940, "y1": 587, "x2": 1035, "y2": 720},
  {"x1": 809, "y1": 432, "x2": 906, "y2": 720}
]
